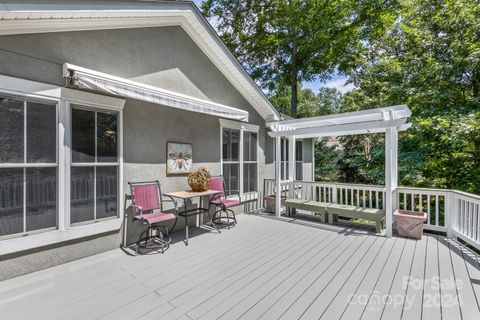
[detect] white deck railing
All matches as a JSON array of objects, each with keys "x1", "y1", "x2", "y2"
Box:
[{"x1": 263, "y1": 179, "x2": 480, "y2": 250}]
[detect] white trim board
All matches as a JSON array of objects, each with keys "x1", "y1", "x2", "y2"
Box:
[
  {"x1": 0, "y1": 1, "x2": 279, "y2": 122},
  {"x1": 0, "y1": 218, "x2": 122, "y2": 256}
]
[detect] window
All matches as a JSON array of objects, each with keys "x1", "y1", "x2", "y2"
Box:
[
  {"x1": 280, "y1": 139, "x2": 303, "y2": 180},
  {"x1": 243, "y1": 131, "x2": 258, "y2": 193},
  {"x1": 0, "y1": 96, "x2": 57, "y2": 237},
  {"x1": 221, "y1": 120, "x2": 259, "y2": 197},
  {"x1": 0, "y1": 76, "x2": 125, "y2": 247},
  {"x1": 71, "y1": 106, "x2": 119, "y2": 224}
]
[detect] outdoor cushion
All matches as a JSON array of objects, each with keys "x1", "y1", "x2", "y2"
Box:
[
  {"x1": 134, "y1": 212, "x2": 176, "y2": 225},
  {"x1": 211, "y1": 198, "x2": 240, "y2": 208}
]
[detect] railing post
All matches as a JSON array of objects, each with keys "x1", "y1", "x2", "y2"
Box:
[
  {"x1": 446, "y1": 191, "x2": 455, "y2": 238},
  {"x1": 332, "y1": 184, "x2": 338, "y2": 204}
]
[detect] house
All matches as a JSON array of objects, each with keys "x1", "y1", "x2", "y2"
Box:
[{"x1": 0, "y1": 0, "x2": 315, "y2": 279}]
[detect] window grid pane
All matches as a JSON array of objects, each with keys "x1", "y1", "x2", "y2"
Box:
[
  {"x1": 0, "y1": 97, "x2": 24, "y2": 163},
  {"x1": 0, "y1": 169, "x2": 24, "y2": 236},
  {"x1": 27, "y1": 102, "x2": 56, "y2": 163},
  {"x1": 222, "y1": 128, "x2": 240, "y2": 161},
  {"x1": 26, "y1": 167, "x2": 57, "y2": 231},
  {"x1": 72, "y1": 108, "x2": 95, "y2": 163},
  {"x1": 96, "y1": 166, "x2": 118, "y2": 219},
  {"x1": 222, "y1": 163, "x2": 239, "y2": 196},
  {"x1": 71, "y1": 167, "x2": 95, "y2": 224},
  {"x1": 97, "y1": 112, "x2": 118, "y2": 163}
]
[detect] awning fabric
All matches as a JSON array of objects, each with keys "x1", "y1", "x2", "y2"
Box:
[{"x1": 63, "y1": 63, "x2": 249, "y2": 121}]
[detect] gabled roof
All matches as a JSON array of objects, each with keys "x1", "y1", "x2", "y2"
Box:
[{"x1": 0, "y1": 0, "x2": 280, "y2": 121}]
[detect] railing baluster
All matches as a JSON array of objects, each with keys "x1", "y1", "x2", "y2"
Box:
[
  {"x1": 477, "y1": 204, "x2": 480, "y2": 242},
  {"x1": 411, "y1": 193, "x2": 415, "y2": 211},
  {"x1": 426, "y1": 194, "x2": 430, "y2": 225}
]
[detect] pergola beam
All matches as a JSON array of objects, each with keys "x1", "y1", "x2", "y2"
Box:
[
  {"x1": 268, "y1": 104, "x2": 410, "y2": 131},
  {"x1": 268, "y1": 119, "x2": 408, "y2": 138}
]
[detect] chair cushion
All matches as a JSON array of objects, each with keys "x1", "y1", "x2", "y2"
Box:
[
  {"x1": 211, "y1": 198, "x2": 241, "y2": 208},
  {"x1": 134, "y1": 212, "x2": 176, "y2": 225}
]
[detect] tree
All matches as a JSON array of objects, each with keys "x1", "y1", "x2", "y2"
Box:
[
  {"x1": 269, "y1": 86, "x2": 344, "y2": 117},
  {"x1": 343, "y1": 0, "x2": 480, "y2": 192},
  {"x1": 201, "y1": 0, "x2": 399, "y2": 118}
]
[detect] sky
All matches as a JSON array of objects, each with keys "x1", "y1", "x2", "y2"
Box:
[
  {"x1": 192, "y1": 0, "x2": 355, "y2": 94},
  {"x1": 304, "y1": 75, "x2": 356, "y2": 94}
]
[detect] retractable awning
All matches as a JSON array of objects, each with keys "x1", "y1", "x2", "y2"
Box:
[{"x1": 63, "y1": 63, "x2": 249, "y2": 121}]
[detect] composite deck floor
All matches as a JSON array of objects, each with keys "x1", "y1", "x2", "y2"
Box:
[{"x1": 0, "y1": 214, "x2": 480, "y2": 320}]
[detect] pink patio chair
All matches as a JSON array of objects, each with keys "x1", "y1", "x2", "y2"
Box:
[
  {"x1": 128, "y1": 180, "x2": 177, "y2": 253},
  {"x1": 208, "y1": 176, "x2": 239, "y2": 228}
]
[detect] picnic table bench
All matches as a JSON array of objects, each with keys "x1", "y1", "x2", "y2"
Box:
[{"x1": 285, "y1": 199, "x2": 385, "y2": 233}]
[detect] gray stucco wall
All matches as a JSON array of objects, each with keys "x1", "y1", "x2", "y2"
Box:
[
  {"x1": 0, "y1": 26, "x2": 271, "y2": 279},
  {"x1": 0, "y1": 25, "x2": 313, "y2": 279}
]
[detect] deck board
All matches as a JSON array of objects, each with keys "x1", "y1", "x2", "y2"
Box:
[
  {"x1": 401, "y1": 234, "x2": 427, "y2": 320},
  {"x1": 448, "y1": 239, "x2": 480, "y2": 319},
  {"x1": 422, "y1": 236, "x2": 442, "y2": 319},
  {"x1": 438, "y1": 235, "x2": 463, "y2": 319},
  {"x1": 321, "y1": 237, "x2": 397, "y2": 320},
  {"x1": 378, "y1": 237, "x2": 416, "y2": 320},
  {"x1": 0, "y1": 214, "x2": 477, "y2": 320}
]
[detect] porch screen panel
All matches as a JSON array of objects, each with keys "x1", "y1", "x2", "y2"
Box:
[
  {"x1": 296, "y1": 141, "x2": 303, "y2": 180},
  {"x1": 0, "y1": 96, "x2": 57, "y2": 237},
  {"x1": 222, "y1": 128, "x2": 240, "y2": 196},
  {"x1": 71, "y1": 106, "x2": 119, "y2": 224},
  {"x1": 243, "y1": 131, "x2": 258, "y2": 192}
]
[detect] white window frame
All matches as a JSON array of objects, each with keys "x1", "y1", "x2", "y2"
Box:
[
  {"x1": 0, "y1": 75, "x2": 125, "y2": 254},
  {"x1": 219, "y1": 119, "x2": 259, "y2": 201},
  {"x1": 0, "y1": 94, "x2": 59, "y2": 239},
  {"x1": 68, "y1": 103, "x2": 122, "y2": 226}
]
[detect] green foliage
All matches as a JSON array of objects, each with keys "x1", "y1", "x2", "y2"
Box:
[
  {"x1": 203, "y1": 0, "x2": 480, "y2": 194},
  {"x1": 269, "y1": 86, "x2": 344, "y2": 117},
  {"x1": 314, "y1": 139, "x2": 342, "y2": 182},
  {"x1": 201, "y1": 0, "x2": 399, "y2": 116},
  {"x1": 343, "y1": 0, "x2": 480, "y2": 193}
]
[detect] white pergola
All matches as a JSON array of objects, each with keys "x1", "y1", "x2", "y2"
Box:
[{"x1": 267, "y1": 105, "x2": 412, "y2": 237}]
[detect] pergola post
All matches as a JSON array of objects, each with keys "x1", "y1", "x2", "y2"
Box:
[
  {"x1": 385, "y1": 127, "x2": 398, "y2": 237},
  {"x1": 288, "y1": 136, "x2": 296, "y2": 196},
  {"x1": 275, "y1": 136, "x2": 282, "y2": 217}
]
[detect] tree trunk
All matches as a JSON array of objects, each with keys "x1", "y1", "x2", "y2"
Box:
[{"x1": 290, "y1": 41, "x2": 298, "y2": 118}]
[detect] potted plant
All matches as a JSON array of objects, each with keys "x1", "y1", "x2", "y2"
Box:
[
  {"x1": 393, "y1": 209, "x2": 427, "y2": 239},
  {"x1": 187, "y1": 168, "x2": 211, "y2": 192},
  {"x1": 264, "y1": 194, "x2": 287, "y2": 214}
]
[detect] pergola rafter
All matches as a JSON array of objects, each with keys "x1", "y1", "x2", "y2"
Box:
[{"x1": 267, "y1": 105, "x2": 412, "y2": 237}]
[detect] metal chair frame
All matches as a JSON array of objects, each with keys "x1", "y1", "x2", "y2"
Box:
[
  {"x1": 127, "y1": 180, "x2": 178, "y2": 253},
  {"x1": 209, "y1": 175, "x2": 239, "y2": 228}
]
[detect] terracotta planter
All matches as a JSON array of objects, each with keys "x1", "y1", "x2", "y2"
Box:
[
  {"x1": 394, "y1": 209, "x2": 427, "y2": 240},
  {"x1": 264, "y1": 195, "x2": 286, "y2": 214}
]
